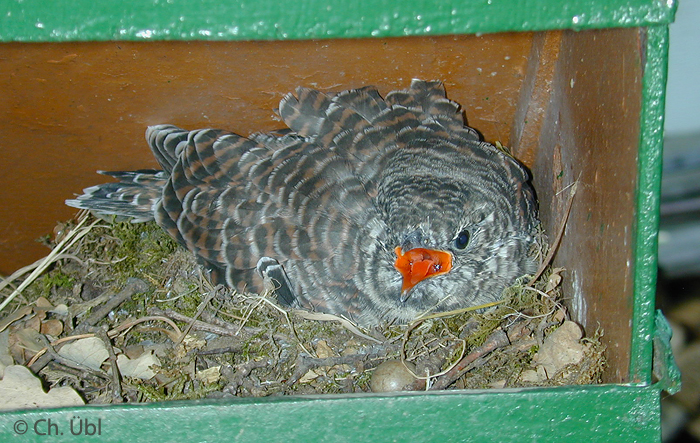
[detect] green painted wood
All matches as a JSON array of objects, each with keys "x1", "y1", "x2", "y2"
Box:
[
  {"x1": 653, "y1": 310, "x2": 682, "y2": 394},
  {"x1": 0, "y1": 0, "x2": 677, "y2": 42},
  {"x1": 0, "y1": 385, "x2": 659, "y2": 442},
  {"x1": 630, "y1": 25, "x2": 670, "y2": 385}
]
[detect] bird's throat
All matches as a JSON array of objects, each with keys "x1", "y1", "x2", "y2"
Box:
[{"x1": 394, "y1": 247, "x2": 453, "y2": 296}]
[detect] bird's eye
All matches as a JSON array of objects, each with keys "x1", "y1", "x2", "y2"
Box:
[{"x1": 454, "y1": 230, "x2": 470, "y2": 250}]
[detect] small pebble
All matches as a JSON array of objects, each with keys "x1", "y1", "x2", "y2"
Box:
[{"x1": 370, "y1": 360, "x2": 425, "y2": 392}]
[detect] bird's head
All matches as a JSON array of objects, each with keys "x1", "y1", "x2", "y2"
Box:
[{"x1": 368, "y1": 142, "x2": 538, "y2": 323}]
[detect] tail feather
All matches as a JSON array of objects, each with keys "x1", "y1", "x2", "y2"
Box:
[{"x1": 65, "y1": 170, "x2": 167, "y2": 222}]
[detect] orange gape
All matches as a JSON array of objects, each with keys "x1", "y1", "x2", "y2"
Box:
[{"x1": 394, "y1": 247, "x2": 453, "y2": 293}]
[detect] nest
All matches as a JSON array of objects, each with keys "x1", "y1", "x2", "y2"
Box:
[{"x1": 0, "y1": 211, "x2": 605, "y2": 406}]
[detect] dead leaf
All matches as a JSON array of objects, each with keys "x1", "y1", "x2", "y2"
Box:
[
  {"x1": 40, "y1": 319, "x2": 64, "y2": 337},
  {"x1": 0, "y1": 306, "x2": 33, "y2": 333},
  {"x1": 0, "y1": 365, "x2": 84, "y2": 410},
  {"x1": 57, "y1": 337, "x2": 109, "y2": 371},
  {"x1": 15, "y1": 328, "x2": 46, "y2": 353},
  {"x1": 299, "y1": 368, "x2": 323, "y2": 383},
  {"x1": 8, "y1": 328, "x2": 28, "y2": 365},
  {"x1": 545, "y1": 268, "x2": 564, "y2": 292},
  {"x1": 50, "y1": 304, "x2": 69, "y2": 316},
  {"x1": 0, "y1": 329, "x2": 14, "y2": 377},
  {"x1": 315, "y1": 340, "x2": 336, "y2": 359},
  {"x1": 116, "y1": 350, "x2": 160, "y2": 380},
  {"x1": 175, "y1": 334, "x2": 206, "y2": 359},
  {"x1": 532, "y1": 321, "x2": 587, "y2": 378},
  {"x1": 24, "y1": 312, "x2": 44, "y2": 334},
  {"x1": 195, "y1": 366, "x2": 221, "y2": 384},
  {"x1": 34, "y1": 297, "x2": 53, "y2": 311}
]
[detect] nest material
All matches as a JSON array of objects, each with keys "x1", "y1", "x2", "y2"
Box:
[{"x1": 0, "y1": 212, "x2": 605, "y2": 404}]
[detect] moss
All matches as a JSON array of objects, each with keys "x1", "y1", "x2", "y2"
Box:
[
  {"x1": 75, "y1": 219, "x2": 179, "y2": 287},
  {"x1": 25, "y1": 269, "x2": 77, "y2": 299},
  {"x1": 127, "y1": 381, "x2": 170, "y2": 402}
]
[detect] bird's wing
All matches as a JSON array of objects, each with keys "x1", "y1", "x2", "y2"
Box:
[
  {"x1": 278, "y1": 80, "x2": 485, "y2": 188},
  {"x1": 151, "y1": 127, "x2": 264, "y2": 270},
  {"x1": 383, "y1": 79, "x2": 469, "y2": 133},
  {"x1": 150, "y1": 124, "x2": 380, "y2": 295}
]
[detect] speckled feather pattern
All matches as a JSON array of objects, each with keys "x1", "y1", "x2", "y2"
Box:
[{"x1": 66, "y1": 80, "x2": 539, "y2": 325}]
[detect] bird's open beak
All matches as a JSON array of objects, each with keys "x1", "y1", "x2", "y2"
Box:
[{"x1": 394, "y1": 247, "x2": 453, "y2": 301}]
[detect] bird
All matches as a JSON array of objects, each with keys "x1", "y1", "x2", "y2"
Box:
[{"x1": 66, "y1": 79, "x2": 540, "y2": 326}]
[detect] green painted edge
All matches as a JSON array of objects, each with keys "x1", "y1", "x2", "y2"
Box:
[
  {"x1": 653, "y1": 310, "x2": 682, "y2": 394},
  {"x1": 0, "y1": 384, "x2": 659, "y2": 442},
  {"x1": 629, "y1": 25, "x2": 669, "y2": 385},
  {"x1": 0, "y1": 0, "x2": 677, "y2": 42}
]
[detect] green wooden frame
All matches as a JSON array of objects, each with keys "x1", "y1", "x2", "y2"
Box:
[
  {"x1": 0, "y1": 385, "x2": 661, "y2": 442},
  {"x1": 0, "y1": 0, "x2": 679, "y2": 441},
  {"x1": 0, "y1": 0, "x2": 676, "y2": 42}
]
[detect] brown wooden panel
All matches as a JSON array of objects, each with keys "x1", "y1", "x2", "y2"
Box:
[{"x1": 510, "y1": 28, "x2": 643, "y2": 383}]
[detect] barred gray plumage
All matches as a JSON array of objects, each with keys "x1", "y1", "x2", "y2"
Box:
[{"x1": 66, "y1": 79, "x2": 540, "y2": 325}]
